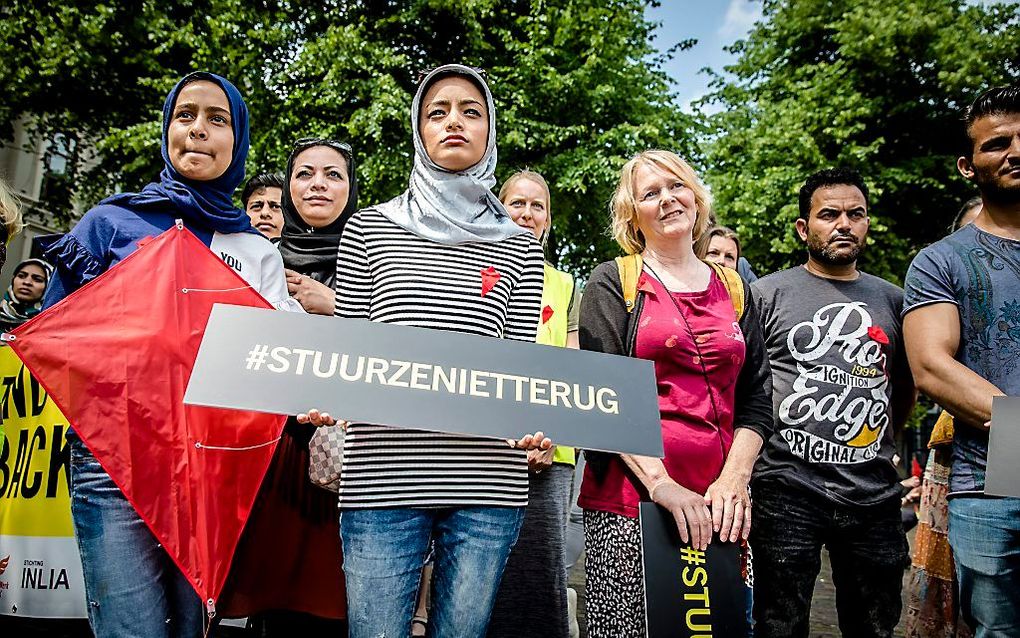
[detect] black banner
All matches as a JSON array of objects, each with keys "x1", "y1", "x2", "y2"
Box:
[{"x1": 640, "y1": 502, "x2": 749, "y2": 638}]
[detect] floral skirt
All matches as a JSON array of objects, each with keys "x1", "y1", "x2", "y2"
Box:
[{"x1": 904, "y1": 447, "x2": 971, "y2": 638}]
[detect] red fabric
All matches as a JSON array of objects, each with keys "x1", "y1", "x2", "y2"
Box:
[
  {"x1": 8, "y1": 226, "x2": 286, "y2": 607},
  {"x1": 480, "y1": 266, "x2": 500, "y2": 296},
  {"x1": 579, "y1": 271, "x2": 746, "y2": 517},
  {"x1": 219, "y1": 429, "x2": 346, "y2": 620}
]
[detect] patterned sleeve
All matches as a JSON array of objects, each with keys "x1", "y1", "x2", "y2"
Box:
[
  {"x1": 902, "y1": 246, "x2": 958, "y2": 317},
  {"x1": 334, "y1": 211, "x2": 372, "y2": 319},
  {"x1": 503, "y1": 238, "x2": 544, "y2": 343},
  {"x1": 41, "y1": 207, "x2": 116, "y2": 309}
]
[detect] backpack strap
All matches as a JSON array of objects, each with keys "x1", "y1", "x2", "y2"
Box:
[
  {"x1": 705, "y1": 261, "x2": 745, "y2": 320},
  {"x1": 616, "y1": 254, "x2": 745, "y2": 319},
  {"x1": 614, "y1": 253, "x2": 643, "y2": 313}
]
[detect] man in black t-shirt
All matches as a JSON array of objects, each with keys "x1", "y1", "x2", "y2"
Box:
[{"x1": 750, "y1": 168, "x2": 915, "y2": 638}]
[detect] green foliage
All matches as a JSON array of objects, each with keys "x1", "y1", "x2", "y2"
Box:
[
  {"x1": 704, "y1": 0, "x2": 1020, "y2": 283},
  {"x1": 0, "y1": 0, "x2": 695, "y2": 277}
]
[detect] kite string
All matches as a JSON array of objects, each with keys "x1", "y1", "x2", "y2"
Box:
[
  {"x1": 181, "y1": 285, "x2": 254, "y2": 294},
  {"x1": 203, "y1": 599, "x2": 216, "y2": 638},
  {"x1": 194, "y1": 437, "x2": 281, "y2": 451}
]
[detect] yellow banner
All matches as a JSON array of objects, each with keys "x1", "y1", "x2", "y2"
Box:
[{"x1": 0, "y1": 345, "x2": 74, "y2": 537}]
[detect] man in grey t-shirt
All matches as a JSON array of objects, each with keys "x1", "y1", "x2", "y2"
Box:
[
  {"x1": 903, "y1": 85, "x2": 1020, "y2": 634},
  {"x1": 750, "y1": 168, "x2": 915, "y2": 638}
]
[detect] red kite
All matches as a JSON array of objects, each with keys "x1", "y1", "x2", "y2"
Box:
[{"x1": 6, "y1": 224, "x2": 286, "y2": 613}]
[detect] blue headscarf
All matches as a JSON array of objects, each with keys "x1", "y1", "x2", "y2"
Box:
[{"x1": 101, "y1": 71, "x2": 256, "y2": 235}]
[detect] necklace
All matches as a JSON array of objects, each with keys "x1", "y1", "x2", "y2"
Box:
[
  {"x1": 642, "y1": 262, "x2": 722, "y2": 430},
  {"x1": 642, "y1": 253, "x2": 709, "y2": 293}
]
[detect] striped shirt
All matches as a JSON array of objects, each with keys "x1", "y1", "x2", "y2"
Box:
[{"x1": 333, "y1": 209, "x2": 544, "y2": 508}]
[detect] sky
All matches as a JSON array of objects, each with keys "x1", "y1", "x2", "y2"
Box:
[
  {"x1": 646, "y1": 0, "x2": 1018, "y2": 113},
  {"x1": 645, "y1": 0, "x2": 764, "y2": 112}
]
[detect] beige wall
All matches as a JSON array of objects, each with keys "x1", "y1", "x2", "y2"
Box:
[{"x1": 0, "y1": 116, "x2": 47, "y2": 203}]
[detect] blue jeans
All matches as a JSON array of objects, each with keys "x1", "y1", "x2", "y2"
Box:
[
  {"x1": 340, "y1": 506, "x2": 524, "y2": 638},
  {"x1": 69, "y1": 435, "x2": 203, "y2": 638},
  {"x1": 948, "y1": 496, "x2": 1020, "y2": 637}
]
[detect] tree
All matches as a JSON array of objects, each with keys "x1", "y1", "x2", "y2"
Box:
[
  {"x1": 0, "y1": 0, "x2": 313, "y2": 219},
  {"x1": 1, "y1": 0, "x2": 696, "y2": 277},
  {"x1": 704, "y1": 0, "x2": 1020, "y2": 283}
]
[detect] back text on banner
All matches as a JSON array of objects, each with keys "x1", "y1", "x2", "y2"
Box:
[{"x1": 0, "y1": 345, "x2": 87, "y2": 619}]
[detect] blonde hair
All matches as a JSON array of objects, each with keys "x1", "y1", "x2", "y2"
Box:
[
  {"x1": 0, "y1": 178, "x2": 25, "y2": 244},
  {"x1": 610, "y1": 150, "x2": 712, "y2": 255},
  {"x1": 694, "y1": 225, "x2": 741, "y2": 261},
  {"x1": 498, "y1": 169, "x2": 552, "y2": 244}
]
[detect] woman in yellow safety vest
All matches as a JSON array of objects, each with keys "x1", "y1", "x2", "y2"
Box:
[{"x1": 487, "y1": 169, "x2": 582, "y2": 638}]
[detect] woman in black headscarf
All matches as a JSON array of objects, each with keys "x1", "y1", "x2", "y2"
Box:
[
  {"x1": 278, "y1": 138, "x2": 358, "y2": 314},
  {"x1": 218, "y1": 138, "x2": 357, "y2": 634}
]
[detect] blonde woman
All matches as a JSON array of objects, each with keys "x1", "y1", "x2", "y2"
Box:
[
  {"x1": 0, "y1": 178, "x2": 25, "y2": 271},
  {"x1": 577, "y1": 150, "x2": 772, "y2": 636},
  {"x1": 487, "y1": 169, "x2": 580, "y2": 638},
  {"x1": 694, "y1": 224, "x2": 742, "y2": 270}
]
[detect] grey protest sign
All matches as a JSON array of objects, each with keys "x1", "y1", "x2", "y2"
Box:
[
  {"x1": 184, "y1": 304, "x2": 664, "y2": 457},
  {"x1": 986, "y1": 396, "x2": 1020, "y2": 498}
]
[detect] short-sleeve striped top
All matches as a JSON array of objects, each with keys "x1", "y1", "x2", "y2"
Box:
[{"x1": 333, "y1": 209, "x2": 544, "y2": 509}]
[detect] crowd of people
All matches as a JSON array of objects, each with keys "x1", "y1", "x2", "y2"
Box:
[{"x1": 0, "y1": 65, "x2": 1017, "y2": 638}]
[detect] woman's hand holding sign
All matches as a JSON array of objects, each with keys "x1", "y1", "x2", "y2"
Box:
[
  {"x1": 527, "y1": 446, "x2": 555, "y2": 473},
  {"x1": 650, "y1": 479, "x2": 714, "y2": 551},
  {"x1": 297, "y1": 408, "x2": 348, "y2": 430},
  {"x1": 508, "y1": 431, "x2": 554, "y2": 453},
  {"x1": 703, "y1": 428, "x2": 763, "y2": 543},
  {"x1": 703, "y1": 471, "x2": 752, "y2": 543},
  {"x1": 297, "y1": 410, "x2": 554, "y2": 457}
]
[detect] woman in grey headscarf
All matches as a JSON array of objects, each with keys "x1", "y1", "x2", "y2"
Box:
[{"x1": 300, "y1": 64, "x2": 550, "y2": 638}]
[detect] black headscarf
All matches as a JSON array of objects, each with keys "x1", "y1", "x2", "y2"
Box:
[{"x1": 277, "y1": 138, "x2": 358, "y2": 288}]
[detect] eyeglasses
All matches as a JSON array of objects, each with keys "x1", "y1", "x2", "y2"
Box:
[
  {"x1": 415, "y1": 66, "x2": 489, "y2": 86},
  {"x1": 293, "y1": 137, "x2": 353, "y2": 157}
]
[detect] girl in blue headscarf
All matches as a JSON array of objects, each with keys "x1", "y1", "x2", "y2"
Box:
[{"x1": 42, "y1": 72, "x2": 298, "y2": 638}]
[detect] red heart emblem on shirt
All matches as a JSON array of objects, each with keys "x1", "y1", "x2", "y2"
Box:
[
  {"x1": 541, "y1": 305, "x2": 554, "y2": 324},
  {"x1": 480, "y1": 266, "x2": 501, "y2": 296},
  {"x1": 868, "y1": 325, "x2": 889, "y2": 345}
]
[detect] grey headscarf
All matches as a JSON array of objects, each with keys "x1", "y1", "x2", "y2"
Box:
[{"x1": 369, "y1": 64, "x2": 528, "y2": 245}]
